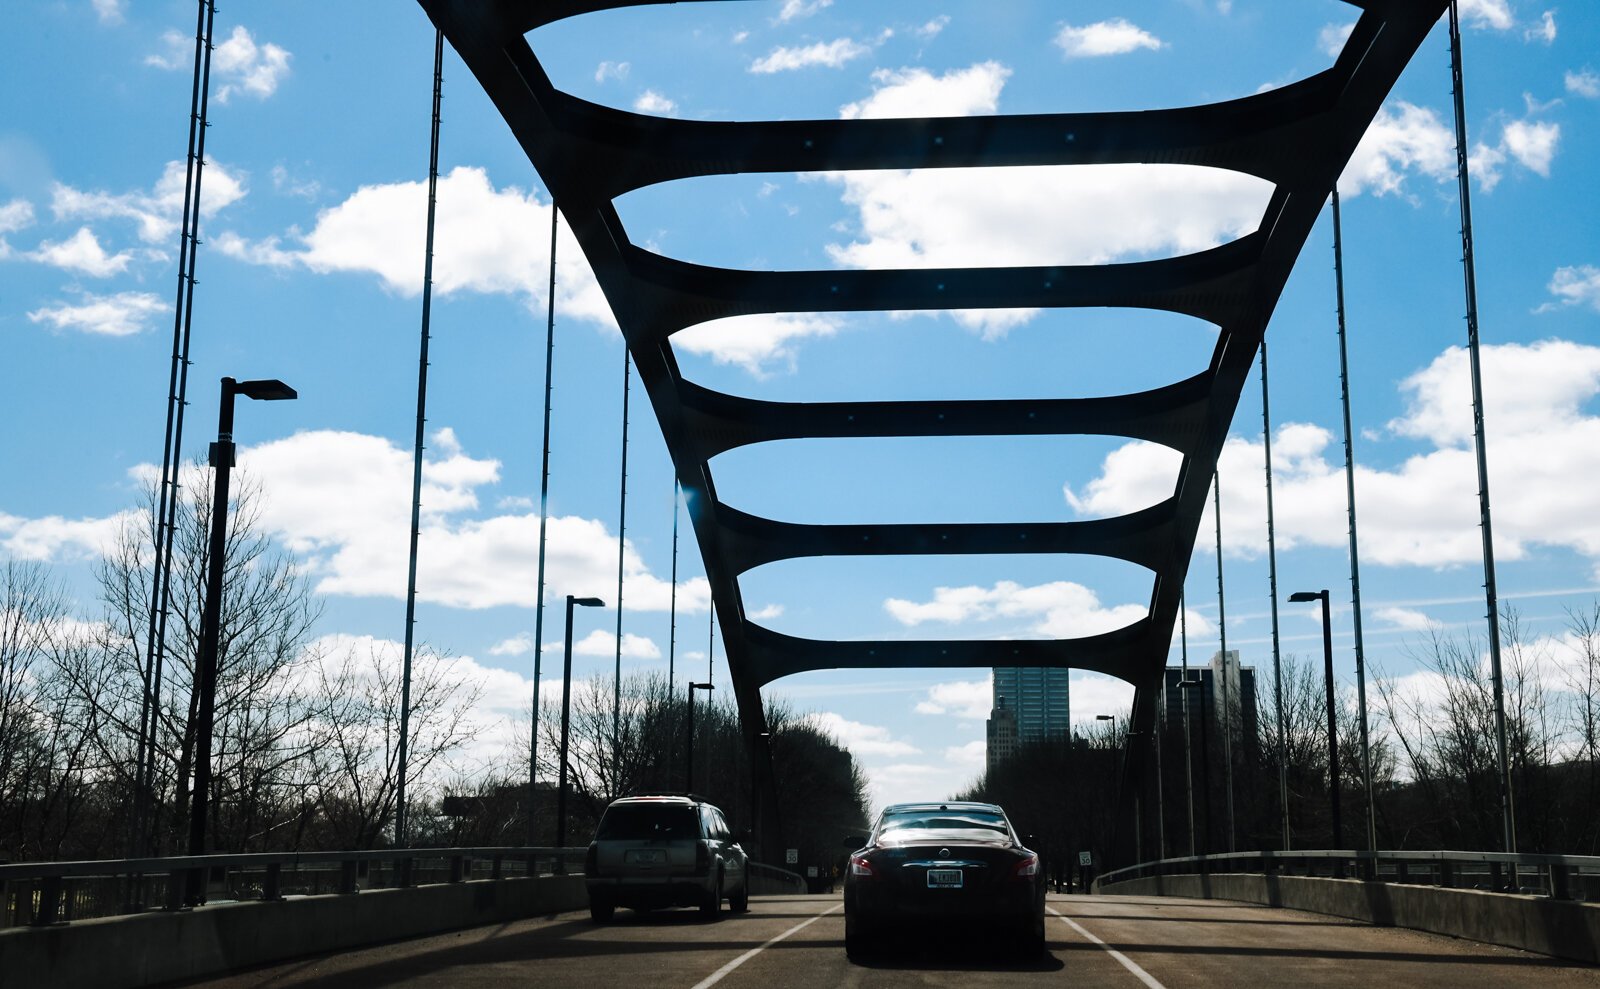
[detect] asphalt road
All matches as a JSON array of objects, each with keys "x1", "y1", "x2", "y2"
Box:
[{"x1": 181, "y1": 893, "x2": 1600, "y2": 988}]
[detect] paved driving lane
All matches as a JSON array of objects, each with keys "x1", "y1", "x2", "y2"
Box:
[{"x1": 180, "y1": 893, "x2": 1600, "y2": 988}]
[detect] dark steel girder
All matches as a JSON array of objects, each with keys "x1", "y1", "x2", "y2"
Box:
[{"x1": 419, "y1": 0, "x2": 1449, "y2": 846}]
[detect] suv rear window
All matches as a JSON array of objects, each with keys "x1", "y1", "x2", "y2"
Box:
[{"x1": 597, "y1": 804, "x2": 701, "y2": 840}]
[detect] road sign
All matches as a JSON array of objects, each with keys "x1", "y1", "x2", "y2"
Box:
[
  {"x1": 785, "y1": 848, "x2": 798, "y2": 864},
  {"x1": 1079, "y1": 851, "x2": 1093, "y2": 867}
]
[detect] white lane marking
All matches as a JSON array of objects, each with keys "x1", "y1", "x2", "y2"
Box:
[
  {"x1": 1049, "y1": 906, "x2": 1167, "y2": 989},
  {"x1": 689, "y1": 903, "x2": 843, "y2": 989}
]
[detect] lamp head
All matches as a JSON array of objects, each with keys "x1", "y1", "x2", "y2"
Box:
[
  {"x1": 571, "y1": 596, "x2": 605, "y2": 608},
  {"x1": 235, "y1": 379, "x2": 297, "y2": 402},
  {"x1": 1288, "y1": 591, "x2": 1323, "y2": 603}
]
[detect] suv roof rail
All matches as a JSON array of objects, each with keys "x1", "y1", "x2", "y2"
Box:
[{"x1": 619, "y1": 791, "x2": 712, "y2": 803}]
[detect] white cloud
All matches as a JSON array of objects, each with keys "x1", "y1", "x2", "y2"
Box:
[
  {"x1": 1318, "y1": 22, "x2": 1356, "y2": 58},
  {"x1": 1545, "y1": 265, "x2": 1600, "y2": 312},
  {"x1": 595, "y1": 60, "x2": 630, "y2": 83},
  {"x1": 1343, "y1": 101, "x2": 1556, "y2": 197},
  {"x1": 234, "y1": 428, "x2": 713, "y2": 612},
  {"x1": 750, "y1": 38, "x2": 870, "y2": 74},
  {"x1": 26, "y1": 227, "x2": 133, "y2": 277},
  {"x1": 1500, "y1": 118, "x2": 1560, "y2": 176},
  {"x1": 776, "y1": 0, "x2": 831, "y2": 23},
  {"x1": 915, "y1": 677, "x2": 992, "y2": 719},
  {"x1": 27, "y1": 290, "x2": 168, "y2": 336},
  {"x1": 149, "y1": 26, "x2": 291, "y2": 102},
  {"x1": 885, "y1": 580, "x2": 1147, "y2": 639},
  {"x1": 92, "y1": 0, "x2": 124, "y2": 24},
  {"x1": 52, "y1": 159, "x2": 247, "y2": 244},
  {"x1": 1068, "y1": 340, "x2": 1600, "y2": 573},
  {"x1": 1458, "y1": 0, "x2": 1515, "y2": 31},
  {"x1": 807, "y1": 711, "x2": 920, "y2": 758},
  {"x1": 1070, "y1": 672, "x2": 1136, "y2": 726},
  {"x1": 489, "y1": 635, "x2": 534, "y2": 657},
  {"x1": 915, "y1": 16, "x2": 950, "y2": 40},
  {"x1": 213, "y1": 26, "x2": 292, "y2": 101},
  {"x1": 1341, "y1": 102, "x2": 1455, "y2": 198},
  {"x1": 945, "y1": 739, "x2": 986, "y2": 770},
  {"x1": 216, "y1": 166, "x2": 614, "y2": 327},
  {"x1": 1054, "y1": 19, "x2": 1164, "y2": 58},
  {"x1": 633, "y1": 90, "x2": 677, "y2": 115},
  {"x1": 840, "y1": 62, "x2": 1009, "y2": 120},
  {"x1": 672, "y1": 312, "x2": 841, "y2": 375},
  {"x1": 747, "y1": 604, "x2": 785, "y2": 621},
  {"x1": 1523, "y1": 10, "x2": 1556, "y2": 43},
  {"x1": 824, "y1": 64, "x2": 1269, "y2": 344},
  {"x1": 1566, "y1": 69, "x2": 1600, "y2": 99},
  {"x1": 270, "y1": 164, "x2": 321, "y2": 200},
  {"x1": 1376, "y1": 607, "x2": 1434, "y2": 631},
  {"x1": 571, "y1": 630, "x2": 662, "y2": 659},
  {"x1": 0, "y1": 199, "x2": 33, "y2": 238},
  {"x1": 0, "y1": 509, "x2": 131, "y2": 561}
]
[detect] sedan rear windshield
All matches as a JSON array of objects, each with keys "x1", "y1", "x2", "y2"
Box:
[
  {"x1": 597, "y1": 804, "x2": 700, "y2": 840},
  {"x1": 878, "y1": 810, "x2": 1008, "y2": 834}
]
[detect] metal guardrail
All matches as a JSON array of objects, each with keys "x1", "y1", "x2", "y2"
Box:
[
  {"x1": 0, "y1": 845, "x2": 587, "y2": 929},
  {"x1": 1, "y1": 847, "x2": 815, "y2": 929},
  {"x1": 1097, "y1": 848, "x2": 1600, "y2": 902},
  {"x1": 745, "y1": 861, "x2": 807, "y2": 894}
]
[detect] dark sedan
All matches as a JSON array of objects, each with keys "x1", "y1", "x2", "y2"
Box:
[{"x1": 842, "y1": 801, "x2": 1047, "y2": 958}]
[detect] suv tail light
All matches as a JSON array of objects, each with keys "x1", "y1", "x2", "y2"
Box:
[
  {"x1": 585, "y1": 843, "x2": 599, "y2": 877},
  {"x1": 695, "y1": 841, "x2": 710, "y2": 875},
  {"x1": 1011, "y1": 853, "x2": 1040, "y2": 879},
  {"x1": 849, "y1": 853, "x2": 876, "y2": 878}
]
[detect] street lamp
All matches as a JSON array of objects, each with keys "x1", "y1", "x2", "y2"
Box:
[
  {"x1": 1289, "y1": 589, "x2": 1342, "y2": 849},
  {"x1": 187, "y1": 377, "x2": 296, "y2": 906},
  {"x1": 1180, "y1": 674, "x2": 1212, "y2": 854},
  {"x1": 685, "y1": 681, "x2": 715, "y2": 792},
  {"x1": 555, "y1": 595, "x2": 605, "y2": 850}
]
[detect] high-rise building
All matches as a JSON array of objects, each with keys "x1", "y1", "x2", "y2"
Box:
[
  {"x1": 985, "y1": 698, "x2": 1018, "y2": 773},
  {"x1": 1160, "y1": 650, "x2": 1257, "y2": 743},
  {"x1": 986, "y1": 667, "x2": 1071, "y2": 769}
]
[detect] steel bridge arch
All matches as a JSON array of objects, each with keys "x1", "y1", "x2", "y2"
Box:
[{"x1": 419, "y1": 0, "x2": 1450, "y2": 859}]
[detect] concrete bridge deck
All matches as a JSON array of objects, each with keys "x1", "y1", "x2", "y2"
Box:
[{"x1": 179, "y1": 893, "x2": 1599, "y2": 988}]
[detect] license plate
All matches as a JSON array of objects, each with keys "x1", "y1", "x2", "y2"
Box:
[
  {"x1": 627, "y1": 849, "x2": 664, "y2": 864},
  {"x1": 926, "y1": 869, "x2": 963, "y2": 888}
]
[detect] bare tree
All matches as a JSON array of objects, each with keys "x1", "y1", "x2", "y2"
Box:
[{"x1": 311, "y1": 640, "x2": 483, "y2": 849}]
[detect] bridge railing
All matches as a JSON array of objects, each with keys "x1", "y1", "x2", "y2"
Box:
[
  {"x1": 745, "y1": 860, "x2": 808, "y2": 895},
  {"x1": 0, "y1": 845, "x2": 586, "y2": 929},
  {"x1": 1098, "y1": 848, "x2": 1600, "y2": 901}
]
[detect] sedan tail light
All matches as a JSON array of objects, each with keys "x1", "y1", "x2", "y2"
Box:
[
  {"x1": 695, "y1": 841, "x2": 710, "y2": 875},
  {"x1": 1011, "y1": 853, "x2": 1040, "y2": 879},
  {"x1": 849, "y1": 853, "x2": 876, "y2": 878}
]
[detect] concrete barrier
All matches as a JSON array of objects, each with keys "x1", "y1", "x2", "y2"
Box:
[
  {"x1": 1100, "y1": 872, "x2": 1600, "y2": 965},
  {"x1": 0, "y1": 874, "x2": 587, "y2": 989}
]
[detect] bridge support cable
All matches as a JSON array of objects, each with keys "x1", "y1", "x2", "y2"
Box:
[
  {"x1": 1213, "y1": 472, "x2": 1236, "y2": 853},
  {"x1": 1180, "y1": 595, "x2": 1196, "y2": 857},
  {"x1": 1331, "y1": 191, "x2": 1377, "y2": 852},
  {"x1": 418, "y1": 0, "x2": 1450, "y2": 865},
  {"x1": 527, "y1": 200, "x2": 560, "y2": 848},
  {"x1": 398, "y1": 27, "x2": 445, "y2": 849},
  {"x1": 1448, "y1": 0, "x2": 1517, "y2": 856},
  {"x1": 613, "y1": 351, "x2": 631, "y2": 782},
  {"x1": 1260, "y1": 340, "x2": 1291, "y2": 850},
  {"x1": 134, "y1": 0, "x2": 216, "y2": 862},
  {"x1": 666, "y1": 478, "x2": 679, "y2": 788}
]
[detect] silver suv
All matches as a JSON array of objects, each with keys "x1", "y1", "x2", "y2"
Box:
[{"x1": 584, "y1": 794, "x2": 750, "y2": 922}]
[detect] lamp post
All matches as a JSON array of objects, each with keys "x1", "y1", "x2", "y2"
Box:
[
  {"x1": 186, "y1": 377, "x2": 296, "y2": 906},
  {"x1": 1290, "y1": 589, "x2": 1341, "y2": 848},
  {"x1": 555, "y1": 595, "x2": 605, "y2": 850},
  {"x1": 686, "y1": 681, "x2": 715, "y2": 792},
  {"x1": 1181, "y1": 674, "x2": 1212, "y2": 854}
]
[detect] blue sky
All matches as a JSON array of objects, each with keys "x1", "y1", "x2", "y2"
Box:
[{"x1": 2, "y1": 0, "x2": 1598, "y2": 810}]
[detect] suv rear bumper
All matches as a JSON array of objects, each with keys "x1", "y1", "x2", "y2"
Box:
[{"x1": 587, "y1": 875, "x2": 713, "y2": 909}]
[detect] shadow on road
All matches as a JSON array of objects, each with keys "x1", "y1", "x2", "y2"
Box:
[{"x1": 847, "y1": 931, "x2": 1066, "y2": 973}]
